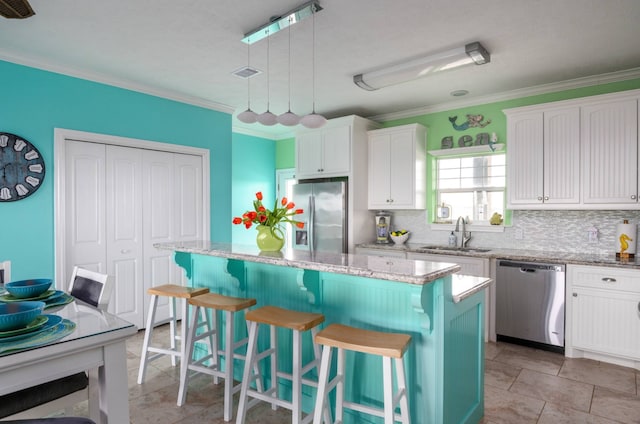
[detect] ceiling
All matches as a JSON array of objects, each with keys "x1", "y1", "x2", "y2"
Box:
[{"x1": 1, "y1": 0, "x2": 640, "y2": 139}]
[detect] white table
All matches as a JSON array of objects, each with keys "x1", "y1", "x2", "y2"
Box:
[{"x1": 0, "y1": 301, "x2": 137, "y2": 423}]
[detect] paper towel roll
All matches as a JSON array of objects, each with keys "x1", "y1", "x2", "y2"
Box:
[{"x1": 616, "y1": 222, "x2": 637, "y2": 255}]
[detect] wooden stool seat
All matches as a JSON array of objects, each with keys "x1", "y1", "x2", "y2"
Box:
[
  {"x1": 147, "y1": 284, "x2": 208, "y2": 299},
  {"x1": 178, "y1": 292, "x2": 256, "y2": 422},
  {"x1": 137, "y1": 284, "x2": 209, "y2": 385},
  {"x1": 313, "y1": 323, "x2": 412, "y2": 424},
  {"x1": 189, "y1": 292, "x2": 257, "y2": 312},
  {"x1": 314, "y1": 323, "x2": 411, "y2": 358},
  {"x1": 245, "y1": 305, "x2": 325, "y2": 331}
]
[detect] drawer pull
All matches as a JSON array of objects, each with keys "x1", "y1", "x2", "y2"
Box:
[
  {"x1": 601, "y1": 277, "x2": 616, "y2": 283},
  {"x1": 573, "y1": 293, "x2": 577, "y2": 297}
]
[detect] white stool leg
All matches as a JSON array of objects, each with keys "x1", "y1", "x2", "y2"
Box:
[
  {"x1": 312, "y1": 345, "x2": 333, "y2": 424},
  {"x1": 291, "y1": 329, "x2": 302, "y2": 424},
  {"x1": 177, "y1": 304, "x2": 201, "y2": 406},
  {"x1": 395, "y1": 357, "x2": 410, "y2": 424},
  {"x1": 269, "y1": 324, "x2": 278, "y2": 410},
  {"x1": 223, "y1": 309, "x2": 234, "y2": 421},
  {"x1": 137, "y1": 294, "x2": 158, "y2": 384},
  {"x1": 382, "y1": 356, "x2": 394, "y2": 424},
  {"x1": 210, "y1": 307, "x2": 220, "y2": 384},
  {"x1": 169, "y1": 297, "x2": 178, "y2": 367},
  {"x1": 335, "y1": 347, "x2": 345, "y2": 423},
  {"x1": 236, "y1": 320, "x2": 259, "y2": 424}
]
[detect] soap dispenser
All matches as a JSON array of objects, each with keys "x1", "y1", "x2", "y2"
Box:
[{"x1": 448, "y1": 231, "x2": 457, "y2": 247}]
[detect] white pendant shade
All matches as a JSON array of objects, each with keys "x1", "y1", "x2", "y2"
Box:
[
  {"x1": 238, "y1": 109, "x2": 258, "y2": 123},
  {"x1": 300, "y1": 113, "x2": 327, "y2": 129},
  {"x1": 257, "y1": 110, "x2": 278, "y2": 126},
  {"x1": 277, "y1": 111, "x2": 300, "y2": 126}
]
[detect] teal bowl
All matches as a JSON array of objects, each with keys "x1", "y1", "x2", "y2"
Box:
[
  {"x1": 5, "y1": 279, "x2": 52, "y2": 299},
  {"x1": 0, "y1": 301, "x2": 45, "y2": 331}
]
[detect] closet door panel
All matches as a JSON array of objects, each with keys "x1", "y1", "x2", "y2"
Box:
[
  {"x1": 143, "y1": 150, "x2": 175, "y2": 319},
  {"x1": 106, "y1": 146, "x2": 144, "y2": 326},
  {"x1": 173, "y1": 153, "x2": 203, "y2": 286},
  {"x1": 65, "y1": 141, "x2": 106, "y2": 283}
]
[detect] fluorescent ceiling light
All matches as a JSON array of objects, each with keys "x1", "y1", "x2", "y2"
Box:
[
  {"x1": 242, "y1": 1, "x2": 322, "y2": 44},
  {"x1": 353, "y1": 42, "x2": 490, "y2": 91}
]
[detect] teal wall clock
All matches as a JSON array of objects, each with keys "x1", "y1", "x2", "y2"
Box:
[{"x1": 0, "y1": 132, "x2": 45, "y2": 202}]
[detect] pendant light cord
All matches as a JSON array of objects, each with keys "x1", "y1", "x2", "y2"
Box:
[
  {"x1": 266, "y1": 28, "x2": 270, "y2": 111},
  {"x1": 311, "y1": 8, "x2": 317, "y2": 113},
  {"x1": 247, "y1": 39, "x2": 251, "y2": 110},
  {"x1": 287, "y1": 16, "x2": 292, "y2": 111}
]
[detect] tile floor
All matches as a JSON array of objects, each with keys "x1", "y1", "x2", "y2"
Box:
[{"x1": 70, "y1": 326, "x2": 639, "y2": 423}]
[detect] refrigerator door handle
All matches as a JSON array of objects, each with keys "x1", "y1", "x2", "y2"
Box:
[{"x1": 308, "y1": 195, "x2": 315, "y2": 252}]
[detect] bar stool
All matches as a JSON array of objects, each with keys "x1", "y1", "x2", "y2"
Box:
[
  {"x1": 236, "y1": 305, "x2": 329, "y2": 424},
  {"x1": 137, "y1": 284, "x2": 209, "y2": 384},
  {"x1": 177, "y1": 292, "x2": 257, "y2": 421},
  {"x1": 312, "y1": 323, "x2": 412, "y2": 424}
]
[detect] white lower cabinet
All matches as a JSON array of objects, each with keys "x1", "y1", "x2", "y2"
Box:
[
  {"x1": 406, "y1": 252, "x2": 489, "y2": 277},
  {"x1": 566, "y1": 264, "x2": 640, "y2": 369}
]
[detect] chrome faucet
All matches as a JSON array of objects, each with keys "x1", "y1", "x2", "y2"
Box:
[{"x1": 455, "y1": 216, "x2": 472, "y2": 248}]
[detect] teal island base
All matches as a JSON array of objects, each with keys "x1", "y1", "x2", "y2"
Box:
[{"x1": 174, "y1": 252, "x2": 485, "y2": 424}]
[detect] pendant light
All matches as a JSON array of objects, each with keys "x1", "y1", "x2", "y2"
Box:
[
  {"x1": 257, "y1": 28, "x2": 278, "y2": 126},
  {"x1": 237, "y1": 36, "x2": 258, "y2": 124},
  {"x1": 277, "y1": 15, "x2": 300, "y2": 126},
  {"x1": 300, "y1": 5, "x2": 327, "y2": 129}
]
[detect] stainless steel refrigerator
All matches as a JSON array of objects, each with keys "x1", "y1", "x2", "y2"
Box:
[{"x1": 291, "y1": 180, "x2": 347, "y2": 253}]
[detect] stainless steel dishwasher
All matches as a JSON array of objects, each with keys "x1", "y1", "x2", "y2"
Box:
[{"x1": 496, "y1": 259, "x2": 566, "y2": 352}]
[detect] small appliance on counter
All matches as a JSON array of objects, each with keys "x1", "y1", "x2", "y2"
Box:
[{"x1": 375, "y1": 210, "x2": 391, "y2": 244}]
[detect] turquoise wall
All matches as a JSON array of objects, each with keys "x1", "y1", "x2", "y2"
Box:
[
  {"x1": 231, "y1": 133, "x2": 276, "y2": 245},
  {"x1": 0, "y1": 60, "x2": 232, "y2": 281}
]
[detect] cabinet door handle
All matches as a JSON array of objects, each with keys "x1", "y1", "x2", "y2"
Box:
[
  {"x1": 637, "y1": 301, "x2": 640, "y2": 317},
  {"x1": 601, "y1": 277, "x2": 616, "y2": 283},
  {"x1": 572, "y1": 293, "x2": 577, "y2": 297},
  {"x1": 632, "y1": 195, "x2": 637, "y2": 200},
  {"x1": 544, "y1": 196, "x2": 549, "y2": 201},
  {"x1": 537, "y1": 196, "x2": 543, "y2": 201},
  {"x1": 121, "y1": 249, "x2": 131, "y2": 254}
]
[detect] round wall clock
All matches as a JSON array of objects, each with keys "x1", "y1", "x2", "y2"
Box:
[{"x1": 0, "y1": 132, "x2": 46, "y2": 202}]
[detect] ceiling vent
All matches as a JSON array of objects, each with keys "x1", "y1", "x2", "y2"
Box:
[
  {"x1": 232, "y1": 66, "x2": 261, "y2": 79},
  {"x1": 0, "y1": 0, "x2": 35, "y2": 19}
]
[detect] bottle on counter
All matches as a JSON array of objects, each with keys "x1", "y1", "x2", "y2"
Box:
[{"x1": 448, "y1": 231, "x2": 457, "y2": 247}]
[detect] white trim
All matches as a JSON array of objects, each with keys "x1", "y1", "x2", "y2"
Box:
[
  {"x1": 370, "y1": 68, "x2": 640, "y2": 123},
  {"x1": 233, "y1": 125, "x2": 295, "y2": 140},
  {"x1": 53, "y1": 128, "x2": 211, "y2": 287},
  {"x1": 0, "y1": 51, "x2": 234, "y2": 114},
  {"x1": 429, "y1": 143, "x2": 504, "y2": 157}
]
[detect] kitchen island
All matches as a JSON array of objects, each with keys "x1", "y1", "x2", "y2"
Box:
[{"x1": 156, "y1": 241, "x2": 491, "y2": 424}]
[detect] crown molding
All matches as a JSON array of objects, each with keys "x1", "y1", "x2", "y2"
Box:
[
  {"x1": 0, "y1": 50, "x2": 235, "y2": 114},
  {"x1": 369, "y1": 67, "x2": 640, "y2": 123}
]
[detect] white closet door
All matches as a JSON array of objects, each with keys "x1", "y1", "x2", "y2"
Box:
[
  {"x1": 106, "y1": 145, "x2": 144, "y2": 326},
  {"x1": 65, "y1": 141, "x2": 106, "y2": 285},
  {"x1": 142, "y1": 150, "x2": 176, "y2": 318},
  {"x1": 173, "y1": 153, "x2": 203, "y2": 285}
]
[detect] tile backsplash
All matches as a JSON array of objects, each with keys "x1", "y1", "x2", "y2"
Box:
[{"x1": 391, "y1": 210, "x2": 640, "y2": 254}]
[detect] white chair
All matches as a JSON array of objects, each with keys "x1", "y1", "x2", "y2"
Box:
[
  {"x1": 0, "y1": 260, "x2": 11, "y2": 286},
  {"x1": 0, "y1": 267, "x2": 112, "y2": 421}
]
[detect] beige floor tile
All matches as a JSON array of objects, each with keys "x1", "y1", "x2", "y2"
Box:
[
  {"x1": 483, "y1": 384, "x2": 545, "y2": 423},
  {"x1": 591, "y1": 386, "x2": 640, "y2": 424},
  {"x1": 559, "y1": 357, "x2": 637, "y2": 394},
  {"x1": 493, "y1": 343, "x2": 564, "y2": 376},
  {"x1": 510, "y1": 368, "x2": 594, "y2": 412},
  {"x1": 485, "y1": 359, "x2": 521, "y2": 390},
  {"x1": 537, "y1": 403, "x2": 620, "y2": 424},
  {"x1": 485, "y1": 341, "x2": 503, "y2": 360}
]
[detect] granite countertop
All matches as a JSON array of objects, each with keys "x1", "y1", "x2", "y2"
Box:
[
  {"x1": 155, "y1": 240, "x2": 462, "y2": 285},
  {"x1": 358, "y1": 242, "x2": 640, "y2": 269}
]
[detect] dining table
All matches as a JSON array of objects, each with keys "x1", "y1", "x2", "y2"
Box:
[{"x1": 0, "y1": 299, "x2": 137, "y2": 424}]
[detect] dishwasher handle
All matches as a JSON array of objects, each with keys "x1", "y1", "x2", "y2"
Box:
[{"x1": 497, "y1": 260, "x2": 565, "y2": 273}]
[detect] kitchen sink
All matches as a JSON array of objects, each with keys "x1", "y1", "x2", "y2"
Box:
[{"x1": 419, "y1": 245, "x2": 492, "y2": 253}]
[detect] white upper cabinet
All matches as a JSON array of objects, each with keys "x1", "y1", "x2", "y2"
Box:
[
  {"x1": 296, "y1": 125, "x2": 351, "y2": 179},
  {"x1": 505, "y1": 89, "x2": 640, "y2": 210},
  {"x1": 581, "y1": 99, "x2": 638, "y2": 204},
  {"x1": 506, "y1": 107, "x2": 580, "y2": 208},
  {"x1": 367, "y1": 124, "x2": 427, "y2": 210}
]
